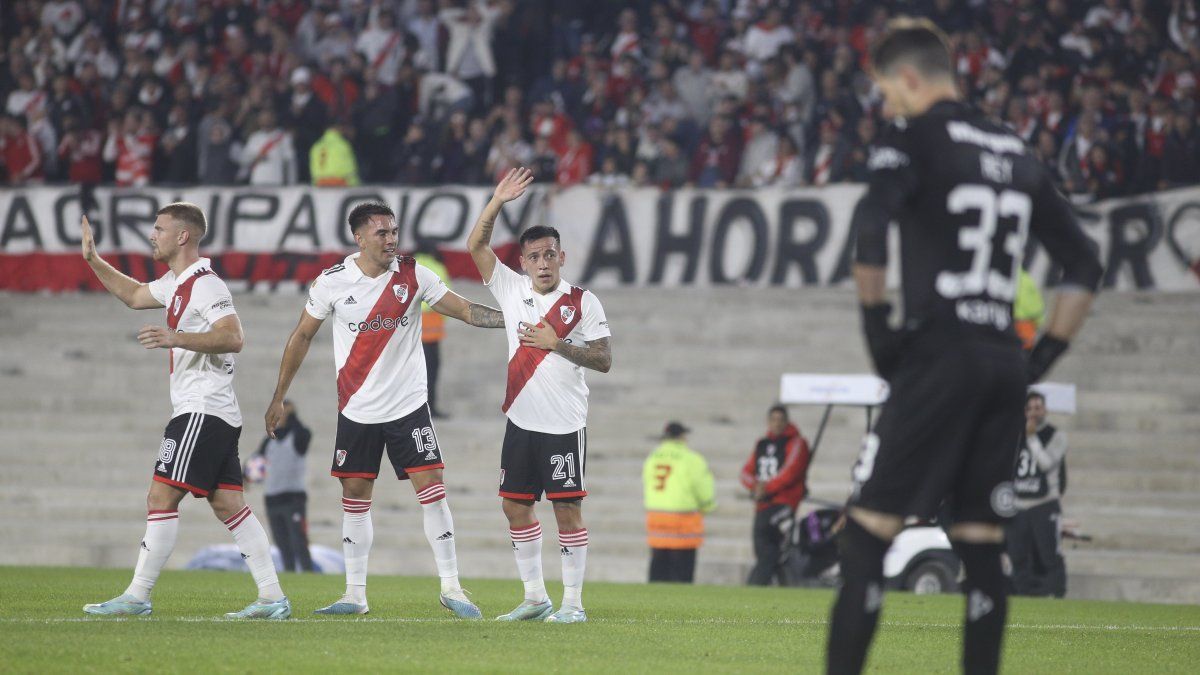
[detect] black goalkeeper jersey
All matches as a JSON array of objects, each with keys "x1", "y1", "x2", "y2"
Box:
[{"x1": 852, "y1": 100, "x2": 1103, "y2": 344}]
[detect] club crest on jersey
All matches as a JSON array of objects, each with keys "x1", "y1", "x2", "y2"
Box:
[
  {"x1": 158, "y1": 438, "x2": 176, "y2": 464},
  {"x1": 335, "y1": 449, "x2": 347, "y2": 467},
  {"x1": 560, "y1": 305, "x2": 576, "y2": 324},
  {"x1": 393, "y1": 283, "x2": 409, "y2": 303},
  {"x1": 172, "y1": 296, "x2": 183, "y2": 316}
]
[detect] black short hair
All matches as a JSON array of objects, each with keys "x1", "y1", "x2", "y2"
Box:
[
  {"x1": 870, "y1": 17, "x2": 954, "y2": 79},
  {"x1": 348, "y1": 202, "x2": 395, "y2": 235},
  {"x1": 519, "y1": 225, "x2": 561, "y2": 249},
  {"x1": 768, "y1": 404, "x2": 788, "y2": 419},
  {"x1": 1026, "y1": 391, "x2": 1046, "y2": 405}
]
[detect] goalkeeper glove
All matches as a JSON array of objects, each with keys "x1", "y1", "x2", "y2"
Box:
[
  {"x1": 861, "y1": 303, "x2": 903, "y2": 380},
  {"x1": 1027, "y1": 334, "x2": 1069, "y2": 384}
]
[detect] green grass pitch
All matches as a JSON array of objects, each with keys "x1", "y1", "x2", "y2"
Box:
[{"x1": 2, "y1": 567, "x2": 1197, "y2": 673}]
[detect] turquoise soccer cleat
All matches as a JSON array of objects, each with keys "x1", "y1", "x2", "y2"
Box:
[
  {"x1": 495, "y1": 598, "x2": 553, "y2": 622},
  {"x1": 440, "y1": 590, "x2": 482, "y2": 619},
  {"x1": 224, "y1": 597, "x2": 292, "y2": 620},
  {"x1": 314, "y1": 598, "x2": 369, "y2": 615},
  {"x1": 544, "y1": 607, "x2": 587, "y2": 624},
  {"x1": 82, "y1": 594, "x2": 152, "y2": 617}
]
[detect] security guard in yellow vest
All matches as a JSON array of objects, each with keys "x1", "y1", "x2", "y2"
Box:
[
  {"x1": 309, "y1": 124, "x2": 360, "y2": 187},
  {"x1": 643, "y1": 422, "x2": 716, "y2": 583},
  {"x1": 1014, "y1": 268, "x2": 1045, "y2": 351},
  {"x1": 414, "y1": 246, "x2": 450, "y2": 418}
]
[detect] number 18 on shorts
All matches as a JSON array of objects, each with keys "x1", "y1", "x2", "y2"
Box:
[{"x1": 498, "y1": 421, "x2": 587, "y2": 501}]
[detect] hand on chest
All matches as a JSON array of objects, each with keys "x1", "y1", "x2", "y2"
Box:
[{"x1": 518, "y1": 290, "x2": 582, "y2": 343}]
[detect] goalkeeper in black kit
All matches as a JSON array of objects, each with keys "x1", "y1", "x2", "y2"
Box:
[{"x1": 825, "y1": 18, "x2": 1103, "y2": 675}]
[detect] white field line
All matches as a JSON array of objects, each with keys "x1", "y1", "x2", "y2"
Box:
[{"x1": 1, "y1": 617, "x2": 1198, "y2": 632}]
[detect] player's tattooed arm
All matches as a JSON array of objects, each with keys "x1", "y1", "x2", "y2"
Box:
[
  {"x1": 520, "y1": 322, "x2": 611, "y2": 372},
  {"x1": 467, "y1": 167, "x2": 535, "y2": 281},
  {"x1": 555, "y1": 337, "x2": 612, "y2": 373},
  {"x1": 467, "y1": 302, "x2": 505, "y2": 328},
  {"x1": 432, "y1": 291, "x2": 504, "y2": 328}
]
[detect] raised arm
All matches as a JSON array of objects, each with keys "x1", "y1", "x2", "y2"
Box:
[
  {"x1": 430, "y1": 290, "x2": 505, "y2": 328},
  {"x1": 81, "y1": 215, "x2": 162, "y2": 309},
  {"x1": 265, "y1": 310, "x2": 324, "y2": 438},
  {"x1": 467, "y1": 167, "x2": 534, "y2": 283}
]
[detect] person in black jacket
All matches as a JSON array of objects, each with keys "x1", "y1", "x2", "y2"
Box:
[
  {"x1": 1007, "y1": 391, "x2": 1068, "y2": 597},
  {"x1": 282, "y1": 67, "x2": 328, "y2": 184}
]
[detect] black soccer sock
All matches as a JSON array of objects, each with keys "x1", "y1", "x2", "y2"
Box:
[
  {"x1": 953, "y1": 541, "x2": 1009, "y2": 675},
  {"x1": 826, "y1": 519, "x2": 891, "y2": 675}
]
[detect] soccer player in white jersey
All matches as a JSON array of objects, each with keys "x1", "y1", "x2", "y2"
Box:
[
  {"x1": 467, "y1": 168, "x2": 613, "y2": 624},
  {"x1": 265, "y1": 202, "x2": 505, "y2": 618},
  {"x1": 79, "y1": 203, "x2": 290, "y2": 619}
]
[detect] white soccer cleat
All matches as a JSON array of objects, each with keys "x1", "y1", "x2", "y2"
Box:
[
  {"x1": 440, "y1": 589, "x2": 482, "y2": 619},
  {"x1": 495, "y1": 598, "x2": 553, "y2": 621},
  {"x1": 544, "y1": 607, "x2": 587, "y2": 624},
  {"x1": 314, "y1": 595, "x2": 369, "y2": 615},
  {"x1": 83, "y1": 594, "x2": 152, "y2": 617},
  {"x1": 225, "y1": 596, "x2": 292, "y2": 620}
]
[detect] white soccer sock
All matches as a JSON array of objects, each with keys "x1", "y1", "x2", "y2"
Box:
[
  {"x1": 559, "y1": 528, "x2": 589, "y2": 610},
  {"x1": 510, "y1": 522, "x2": 548, "y2": 602},
  {"x1": 342, "y1": 497, "x2": 373, "y2": 603},
  {"x1": 124, "y1": 509, "x2": 179, "y2": 602},
  {"x1": 225, "y1": 506, "x2": 284, "y2": 602},
  {"x1": 417, "y1": 482, "x2": 461, "y2": 594}
]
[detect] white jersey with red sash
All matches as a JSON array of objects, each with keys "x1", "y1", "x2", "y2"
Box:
[
  {"x1": 486, "y1": 262, "x2": 611, "y2": 434},
  {"x1": 146, "y1": 258, "x2": 241, "y2": 427},
  {"x1": 305, "y1": 253, "x2": 448, "y2": 424}
]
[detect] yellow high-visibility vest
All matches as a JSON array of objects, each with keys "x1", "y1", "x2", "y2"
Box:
[
  {"x1": 310, "y1": 129, "x2": 360, "y2": 186},
  {"x1": 643, "y1": 440, "x2": 716, "y2": 549}
]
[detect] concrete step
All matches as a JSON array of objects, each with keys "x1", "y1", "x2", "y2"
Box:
[{"x1": 3, "y1": 287, "x2": 1199, "y2": 604}]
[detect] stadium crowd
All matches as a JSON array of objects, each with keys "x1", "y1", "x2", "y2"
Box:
[{"x1": 1, "y1": 0, "x2": 1197, "y2": 200}]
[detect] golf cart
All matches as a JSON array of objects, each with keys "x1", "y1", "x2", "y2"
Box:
[{"x1": 775, "y1": 374, "x2": 1078, "y2": 595}]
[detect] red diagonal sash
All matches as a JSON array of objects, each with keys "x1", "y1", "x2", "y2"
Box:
[
  {"x1": 502, "y1": 286, "x2": 585, "y2": 413},
  {"x1": 336, "y1": 258, "x2": 419, "y2": 411},
  {"x1": 372, "y1": 31, "x2": 403, "y2": 70},
  {"x1": 166, "y1": 268, "x2": 213, "y2": 374},
  {"x1": 250, "y1": 131, "x2": 287, "y2": 170}
]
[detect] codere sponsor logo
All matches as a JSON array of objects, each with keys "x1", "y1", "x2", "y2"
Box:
[{"x1": 348, "y1": 313, "x2": 409, "y2": 333}]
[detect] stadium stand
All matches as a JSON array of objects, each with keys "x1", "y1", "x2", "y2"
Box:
[
  {"x1": 2, "y1": 0, "x2": 1198, "y2": 607},
  {"x1": 1, "y1": 1, "x2": 1197, "y2": 199},
  {"x1": 2, "y1": 286, "x2": 1198, "y2": 603}
]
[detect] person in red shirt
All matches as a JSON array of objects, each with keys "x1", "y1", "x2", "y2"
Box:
[
  {"x1": 103, "y1": 109, "x2": 157, "y2": 187},
  {"x1": 312, "y1": 58, "x2": 360, "y2": 122},
  {"x1": 555, "y1": 129, "x2": 593, "y2": 187},
  {"x1": 740, "y1": 405, "x2": 811, "y2": 586},
  {"x1": 0, "y1": 114, "x2": 44, "y2": 184},
  {"x1": 57, "y1": 114, "x2": 104, "y2": 184}
]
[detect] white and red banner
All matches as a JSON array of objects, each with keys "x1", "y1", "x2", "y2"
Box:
[{"x1": 1, "y1": 184, "x2": 1198, "y2": 291}]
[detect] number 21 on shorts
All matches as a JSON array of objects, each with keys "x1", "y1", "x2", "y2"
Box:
[{"x1": 550, "y1": 454, "x2": 577, "y2": 480}]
